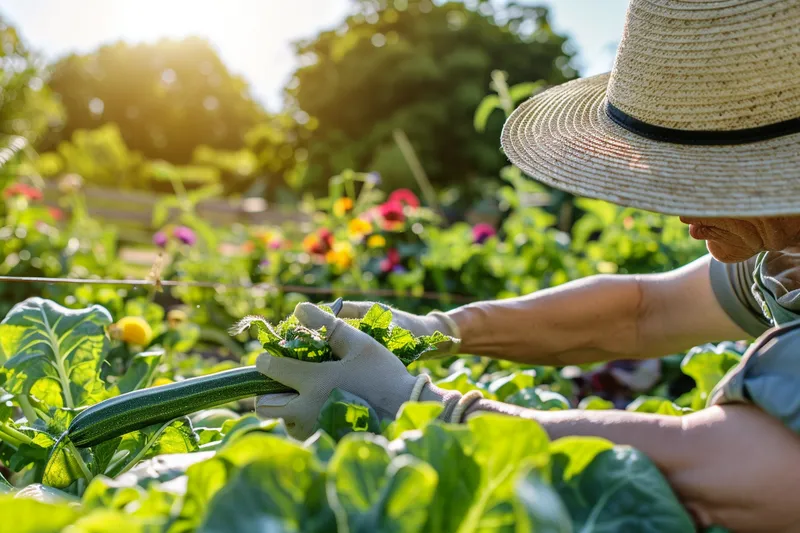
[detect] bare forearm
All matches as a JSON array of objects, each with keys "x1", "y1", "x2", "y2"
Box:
[
  {"x1": 446, "y1": 273, "x2": 643, "y2": 365},
  {"x1": 446, "y1": 256, "x2": 748, "y2": 366}
]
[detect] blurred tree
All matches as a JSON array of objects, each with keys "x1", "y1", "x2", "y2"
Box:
[
  {"x1": 0, "y1": 14, "x2": 64, "y2": 144},
  {"x1": 287, "y1": 0, "x2": 576, "y2": 195},
  {"x1": 41, "y1": 37, "x2": 266, "y2": 163}
]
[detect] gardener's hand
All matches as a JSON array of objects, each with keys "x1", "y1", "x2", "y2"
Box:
[
  {"x1": 255, "y1": 302, "x2": 425, "y2": 439},
  {"x1": 335, "y1": 300, "x2": 460, "y2": 358}
]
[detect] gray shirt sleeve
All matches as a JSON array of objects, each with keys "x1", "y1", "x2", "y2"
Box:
[{"x1": 709, "y1": 256, "x2": 771, "y2": 338}]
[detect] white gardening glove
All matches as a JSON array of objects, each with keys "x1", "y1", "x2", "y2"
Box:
[
  {"x1": 255, "y1": 302, "x2": 469, "y2": 440},
  {"x1": 335, "y1": 300, "x2": 461, "y2": 358}
]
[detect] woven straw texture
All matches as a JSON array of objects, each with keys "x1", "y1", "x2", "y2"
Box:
[{"x1": 502, "y1": 0, "x2": 800, "y2": 217}]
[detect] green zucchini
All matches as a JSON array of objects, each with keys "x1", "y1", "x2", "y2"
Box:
[{"x1": 68, "y1": 366, "x2": 290, "y2": 448}]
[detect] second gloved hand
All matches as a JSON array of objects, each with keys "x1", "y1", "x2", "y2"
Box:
[{"x1": 255, "y1": 302, "x2": 422, "y2": 439}]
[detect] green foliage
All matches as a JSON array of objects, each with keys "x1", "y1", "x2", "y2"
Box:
[
  {"x1": 0, "y1": 16, "x2": 64, "y2": 143},
  {"x1": 289, "y1": 0, "x2": 575, "y2": 193},
  {"x1": 42, "y1": 38, "x2": 264, "y2": 164},
  {"x1": 0, "y1": 298, "x2": 113, "y2": 408}
]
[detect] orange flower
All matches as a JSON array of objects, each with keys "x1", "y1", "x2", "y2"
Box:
[
  {"x1": 347, "y1": 218, "x2": 372, "y2": 240},
  {"x1": 333, "y1": 197, "x2": 354, "y2": 217},
  {"x1": 242, "y1": 241, "x2": 255, "y2": 253},
  {"x1": 367, "y1": 235, "x2": 386, "y2": 249}
]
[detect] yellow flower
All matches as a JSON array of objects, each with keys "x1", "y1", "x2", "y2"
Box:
[
  {"x1": 152, "y1": 377, "x2": 174, "y2": 387},
  {"x1": 325, "y1": 242, "x2": 354, "y2": 270},
  {"x1": 110, "y1": 316, "x2": 153, "y2": 346},
  {"x1": 333, "y1": 197, "x2": 354, "y2": 217},
  {"x1": 347, "y1": 218, "x2": 373, "y2": 240},
  {"x1": 367, "y1": 235, "x2": 386, "y2": 249}
]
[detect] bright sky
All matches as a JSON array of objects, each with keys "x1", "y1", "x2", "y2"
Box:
[{"x1": 1, "y1": 0, "x2": 627, "y2": 110}]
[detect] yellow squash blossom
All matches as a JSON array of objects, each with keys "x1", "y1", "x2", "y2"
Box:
[
  {"x1": 347, "y1": 218, "x2": 373, "y2": 240},
  {"x1": 333, "y1": 197, "x2": 354, "y2": 217},
  {"x1": 367, "y1": 234, "x2": 386, "y2": 249},
  {"x1": 110, "y1": 316, "x2": 153, "y2": 346}
]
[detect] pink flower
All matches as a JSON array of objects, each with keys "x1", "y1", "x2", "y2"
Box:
[
  {"x1": 388, "y1": 189, "x2": 420, "y2": 208},
  {"x1": 380, "y1": 248, "x2": 401, "y2": 273},
  {"x1": 472, "y1": 223, "x2": 496, "y2": 244},
  {"x1": 173, "y1": 226, "x2": 197, "y2": 246},
  {"x1": 378, "y1": 201, "x2": 405, "y2": 230},
  {"x1": 153, "y1": 231, "x2": 168, "y2": 248}
]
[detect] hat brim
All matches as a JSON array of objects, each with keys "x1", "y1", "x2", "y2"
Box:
[{"x1": 501, "y1": 73, "x2": 800, "y2": 217}]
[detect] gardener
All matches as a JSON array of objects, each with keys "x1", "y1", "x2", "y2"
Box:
[{"x1": 256, "y1": 1, "x2": 800, "y2": 531}]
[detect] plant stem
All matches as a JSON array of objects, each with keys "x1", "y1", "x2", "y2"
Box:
[
  {"x1": 114, "y1": 421, "x2": 172, "y2": 477},
  {"x1": 40, "y1": 309, "x2": 75, "y2": 409},
  {"x1": 66, "y1": 441, "x2": 94, "y2": 483},
  {"x1": 18, "y1": 396, "x2": 38, "y2": 425},
  {"x1": 0, "y1": 422, "x2": 32, "y2": 447}
]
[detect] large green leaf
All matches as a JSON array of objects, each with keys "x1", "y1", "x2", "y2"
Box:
[
  {"x1": 681, "y1": 344, "x2": 741, "y2": 410},
  {"x1": 117, "y1": 350, "x2": 163, "y2": 393},
  {"x1": 0, "y1": 298, "x2": 112, "y2": 409},
  {"x1": 200, "y1": 438, "x2": 331, "y2": 533},
  {"x1": 327, "y1": 433, "x2": 436, "y2": 533},
  {"x1": 0, "y1": 494, "x2": 80, "y2": 532},
  {"x1": 404, "y1": 423, "x2": 480, "y2": 533},
  {"x1": 105, "y1": 418, "x2": 199, "y2": 478},
  {"x1": 316, "y1": 388, "x2": 381, "y2": 442},
  {"x1": 464, "y1": 415, "x2": 551, "y2": 532},
  {"x1": 514, "y1": 466, "x2": 573, "y2": 533},
  {"x1": 550, "y1": 438, "x2": 695, "y2": 532},
  {"x1": 383, "y1": 402, "x2": 444, "y2": 441}
]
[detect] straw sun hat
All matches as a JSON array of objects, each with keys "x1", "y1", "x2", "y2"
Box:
[{"x1": 501, "y1": 0, "x2": 800, "y2": 217}]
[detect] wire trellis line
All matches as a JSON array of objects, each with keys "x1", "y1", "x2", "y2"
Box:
[{"x1": 0, "y1": 275, "x2": 478, "y2": 304}]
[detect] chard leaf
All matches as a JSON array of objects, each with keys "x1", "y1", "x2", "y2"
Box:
[
  {"x1": 316, "y1": 388, "x2": 380, "y2": 441},
  {"x1": 383, "y1": 402, "x2": 444, "y2": 441},
  {"x1": 681, "y1": 345, "x2": 741, "y2": 410},
  {"x1": 0, "y1": 298, "x2": 112, "y2": 409},
  {"x1": 514, "y1": 466, "x2": 573, "y2": 533},
  {"x1": 505, "y1": 388, "x2": 571, "y2": 411},
  {"x1": 464, "y1": 415, "x2": 551, "y2": 531},
  {"x1": 0, "y1": 495, "x2": 80, "y2": 532},
  {"x1": 200, "y1": 439, "x2": 331, "y2": 533},
  {"x1": 625, "y1": 396, "x2": 690, "y2": 416},
  {"x1": 578, "y1": 396, "x2": 615, "y2": 410},
  {"x1": 550, "y1": 438, "x2": 695, "y2": 532},
  {"x1": 328, "y1": 435, "x2": 437, "y2": 533},
  {"x1": 403, "y1": 423, "x2": 481, "y2": 533}
]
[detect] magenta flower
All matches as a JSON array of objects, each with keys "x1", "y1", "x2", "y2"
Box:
[
  {"x1": 388, "y1": 188, "x2": 420, "y2": 208},
  {"x1": 153, "y1": 231, "x2": 168, "y2": 248},
  {"x1": 472, "y1": 223, "x2": 496, "y2": 244},
  {"x1": 173, "y1": 226, "x2": 197, "y2": 246}
]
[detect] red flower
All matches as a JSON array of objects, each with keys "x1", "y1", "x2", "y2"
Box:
[
  {"x1": 380, "y1": 248, "x2": 401, "y2": 273},
  {"x1": 388, "y1": 189, "x2": 420, "y2": 208},
  {"x1": 48, "y1": 207, "x2": 64, "y2": 221},
  {"x1": 319, "y1": 228, "x2": 334, "y2": 248},
  {"x1": 303, "y1": 229, "x2": 334, "y2": 256},
  {"x1": 3, "y1": 183, "x2": 42, "y2": 201}
]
